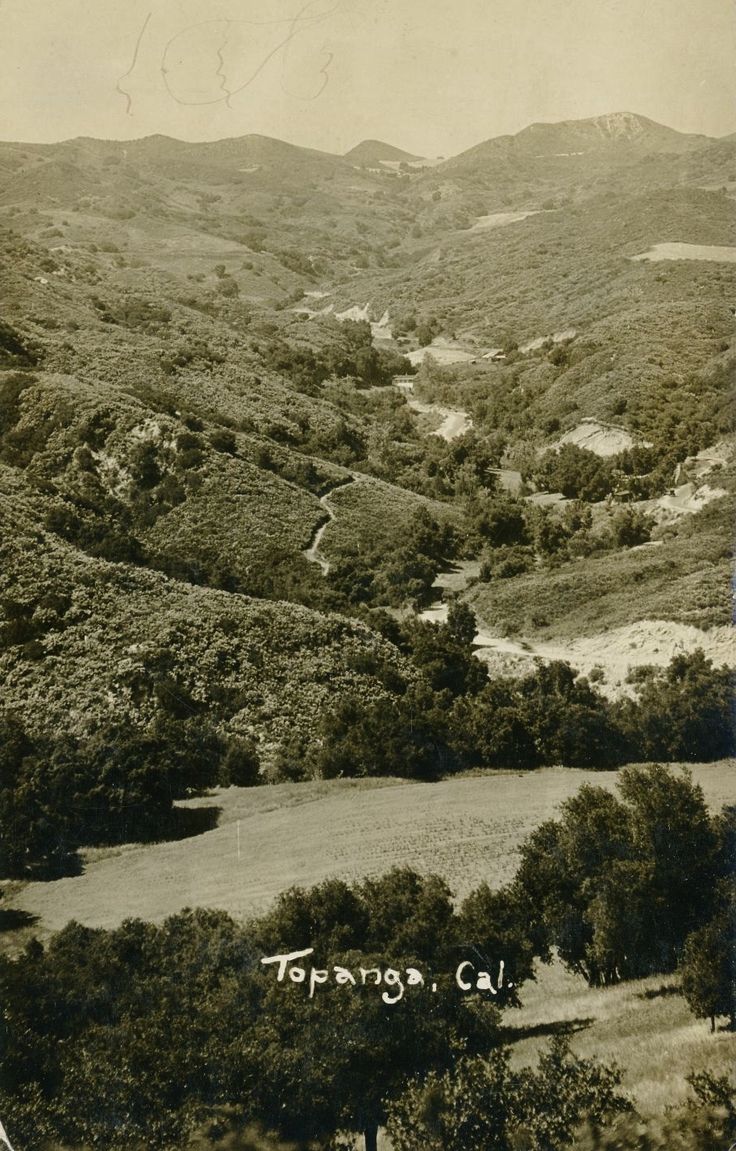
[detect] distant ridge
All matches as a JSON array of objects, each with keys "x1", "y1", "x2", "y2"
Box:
[
  {"x1": 1, "y1": 113, "x2": 728, "y2": 167},
  {"x1": 441, "y1": 112, "x2": 712, "y2": 173}
]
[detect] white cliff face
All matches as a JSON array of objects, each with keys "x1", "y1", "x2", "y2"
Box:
[
  {"x1": 335, "y1": 302, "x2": 372, "y2": 323},
  {"x1": 590, "y1": 111, "x2": 648, "y2": 140}
]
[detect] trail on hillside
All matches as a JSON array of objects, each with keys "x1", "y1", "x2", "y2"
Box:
[
  {"x1": 303, "y1": 478, "x2": 356, "y2": 574},
  {"x1": 405, "y1": 396, "x2": 473, "y2": 440}
]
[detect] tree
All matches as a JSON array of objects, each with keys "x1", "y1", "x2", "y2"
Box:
[
  {"x1": 534, "y1": 444, "x2": 614, "y2": 502},
  {"x1": 680, "y1": 910, "x2": 736, "y2": 1031},
  {"x1": 446, "y1": 600, "x2": 477, "y2": 647},
  {"x1": 219, "y1": 738, "x2": 260, "y2": 786},
  {"x1": 516, "y1": 662, "x2": 620, "y2": 768},
  {"x1": 617, "y1": 763, "x2": 720, "y2": 958},
  {"x1": 0, "y1": 715, "x2": 229, "y2": 878},
  {"x1": 252, "y1": 877, "x2": 368, "y2": 956},
  {"x1": 247, "y1": 870, "x2": 499, "y2": 1151},
  {"x1": 449, "y1": 680, "x2": 539, "y2": 770},
  {"x1": 514, "y1": 785, "x2": 632, "y2": 984},
  {"x1": 0, "y1": 725, "x2": 78, "y2": 877},
  {"x1": 456, "y1": 883, "x2": 538, "y2": 1004},
  {"x1": 307, "y1": 690, "x2": 454, "y2": 781},
  {"x1": 610, "y1": 506, "x2": 653, "y2": 548},
  {"x1": 359, "y1": 869, "x2": 457, "y2": 965},
  {"x1": 250, "y1": 958, "x2": 497, "y2": 1151},
  {"x1": 0, "y1": 910, "x2": 261, "y2": 1150},
  {"x1": 416, "y1": 317, "x2": 439, "y2": 347},
  {"x1": 405, "y1": 616, "x2": 487, "y2": 698},
  {"x1": 513, "y1": 767, "x2": 721, "y2": 985},
  {"x1": 619, "y1": 651, "x2": 735, "y2": 762},
  {"x1": 386, "y1": 1038, "x2": 630, "y2": 1151},
  {"x1": 472, "y1": 499, "x2": 529, "y2": 548}
]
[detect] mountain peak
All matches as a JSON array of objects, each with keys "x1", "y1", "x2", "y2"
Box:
[
  {"x1": 344, "y1": 139, "x2": 422, "y2": 165},
  {"x1": 587, "y1": 111, "x2": 656, "y2": 138},
  {"x1": 517, "y1": 111, "x2": 708, "y2": 150},
  {"x1": 525, "y1": 111, "x2": 647, "y2": 139}
]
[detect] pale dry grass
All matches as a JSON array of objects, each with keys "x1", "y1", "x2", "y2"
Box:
[
  {"x1": 2, "y1": 764, "x2": 734, "y2": 1128},
  {"x1": 4, "y1": 762, "x2": 734, "y2": 947},
  {"x1": 505, "y1": 958, "x2": 736, "y2": 1116}
]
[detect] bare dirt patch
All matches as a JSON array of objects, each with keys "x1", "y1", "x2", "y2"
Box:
[
  {"x1": 473, "y1": 618, "x2": 736, "y2": 694},
  {"x1": 554, "y1": 418, "x2": 641, "y2": 457},
  {"x1": 632, "y1": 242, "x2": 736, "y2": 263},
  {"x1": 471, "y1": 210, "x2": 539, "y2": 231},
  {"x1": 406, "y1": 397, "x2": 473, "y2": 440}
]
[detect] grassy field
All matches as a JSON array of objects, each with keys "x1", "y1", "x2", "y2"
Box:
[
  {"x1": 504, "y1": 960, "x2": 735, "y2": 1117},
  {"x1": 5, "y1": 761, "x2": 734, "y2": 944}
]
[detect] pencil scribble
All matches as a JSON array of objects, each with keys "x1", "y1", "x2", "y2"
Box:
[
  {"x1": 159, "y1": 0, "x2": 343, "y2": 109},
  {"x1": 116, "y1": 11, "x2": 152, "y2": 116},
  {"x1": 214, "y1": 24, "x2": 234, "y2": 108},
  {"x1": 280, "y1": 0, "x2": 337, "y2": 100}
]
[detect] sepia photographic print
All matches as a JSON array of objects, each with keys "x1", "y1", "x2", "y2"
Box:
[{"x1": 0, "y1": 1, "x2": 735, "y2": 1148}]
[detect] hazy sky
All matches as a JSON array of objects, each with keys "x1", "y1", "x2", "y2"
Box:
[{"x1": 1, "y1": 0, "x2": 734, "y2": 154}]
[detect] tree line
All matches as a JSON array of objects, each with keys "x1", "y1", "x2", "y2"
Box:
[
  {"x1": 278, "y1": 608, "x2": 735, "y2": 781},
  {"x1": 1, "y1": 603, "x2": 733, "y2": 878}
]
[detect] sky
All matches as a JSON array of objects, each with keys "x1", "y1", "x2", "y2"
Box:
[{"x1": 0, "y1": 0, "x2": 734, "y2": 155}]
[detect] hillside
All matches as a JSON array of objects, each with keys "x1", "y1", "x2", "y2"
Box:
[
  {"x1": 0, "y1": 224, "x2": 451, "y2": 756},
  {"x1": 0, "y1": 460, "x2": 413, "y2": 749},
  {"x1": 0, "y1": 114, "x2": 734, "y2": 765},
  {"x1": 5, "y1": 759, "x2": 735, "y2": 1125},
  {"x1": 418, "y1": 113, "x2": 734, "y2": 217},
  {"x1": 1, "y1": 110, "x2": 735, "y2": 1151},
  {"x1": 444, "y1": 113, "x2": 709, "y2": 172}
]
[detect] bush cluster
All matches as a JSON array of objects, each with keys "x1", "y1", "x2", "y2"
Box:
[{"x1": 0, "y1": 713, "x2": 258, "y2": 878}]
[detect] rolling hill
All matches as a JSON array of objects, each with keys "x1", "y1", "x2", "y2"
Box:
[{"x1": 345, "y1": 139, "x2": 423, "y2": 166}]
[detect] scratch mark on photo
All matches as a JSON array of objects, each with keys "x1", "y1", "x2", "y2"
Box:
[
  {"x1": 215, "y1": 23, "x2": 234, "y2": 107},
  {"x1": 116, "y1": 11, "x2": 152, "y2": 115}
]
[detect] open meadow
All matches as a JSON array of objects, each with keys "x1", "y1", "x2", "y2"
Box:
[
  {"x1": 5, "y1": 761, "x2": 734, "y2": 940},
  {"x1": 506, "y1": 961, "x2": 736, "y2": 1118},
  {"x1": 2, "y1": 83, "x2": 736, "y2": 1148}
]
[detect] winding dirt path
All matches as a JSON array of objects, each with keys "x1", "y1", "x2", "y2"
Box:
[
  {"x1": 303, "y1": 478, "x2": 356, "y2": 574},
  {"x1": 405, "y1": 397, "x2": 472, "y2": 440}
]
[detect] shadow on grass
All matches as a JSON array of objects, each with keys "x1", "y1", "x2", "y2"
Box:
[
  {"x1": 637, "y1": 984, "x2": 682, "y2": 1001},
  {"x1": 22, "y1": 851, "x2": 85, "y2": 880},
  {"x1": 0, "y1": 908, "x2": 40, "y2": 934},
  {"x1": 501, "y1": 1017, "x2": 595, "y2": 1045},
  {"x1": 167, "y1": 804, "x2": 222, "y2": 841}
]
